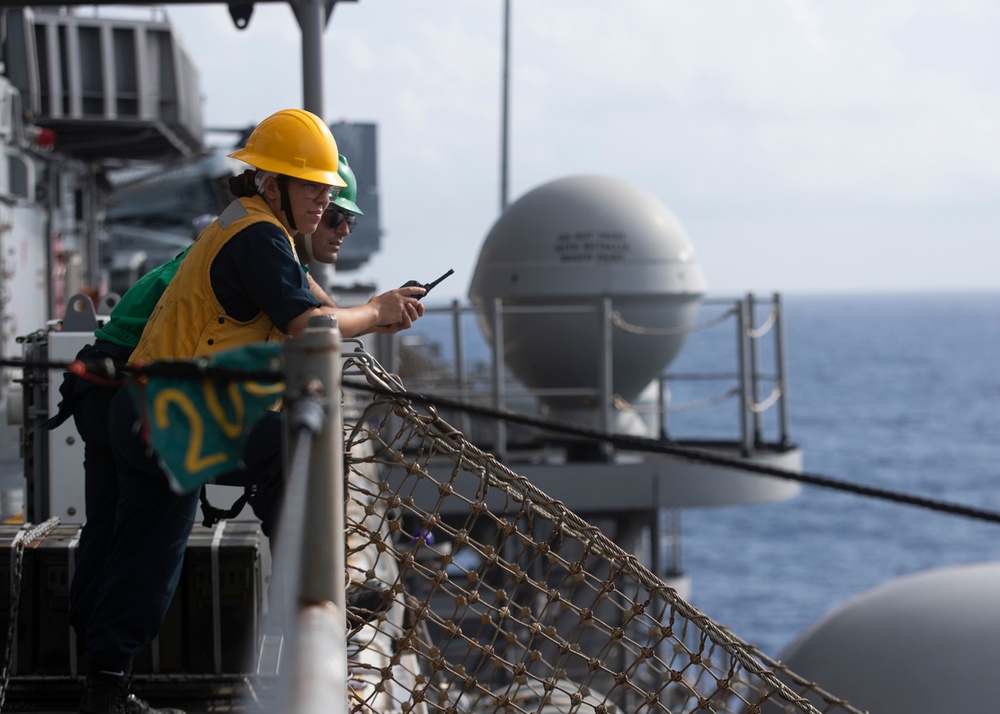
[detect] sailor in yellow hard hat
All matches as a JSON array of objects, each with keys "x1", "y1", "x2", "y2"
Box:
[{"x1": 78, "y1": 109, "x2": 424, "y2": 714}]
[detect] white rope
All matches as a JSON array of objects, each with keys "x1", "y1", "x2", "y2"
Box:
[
  {"x1": 748, "y1": 385, "x2": 783, "y2": 413},
  {"x1": 611, "y1": 307, "x2": 736, "y2": 336},
  {"x1": 746, "y1": 303, "x2": 779, "y2": 339}
]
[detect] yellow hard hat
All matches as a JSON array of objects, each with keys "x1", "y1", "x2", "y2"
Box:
[{"x1": 228, "y1": 109, "x2": 347, "y2": 188}]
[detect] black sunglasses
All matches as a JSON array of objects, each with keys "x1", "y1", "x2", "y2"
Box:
[{"x1": 327, "y1": 208, "x2": 358, "y2": 231}]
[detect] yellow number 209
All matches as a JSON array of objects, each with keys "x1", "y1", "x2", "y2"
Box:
[{"x1": 153, "y1": 388, "x2": 228, "y2": 474}]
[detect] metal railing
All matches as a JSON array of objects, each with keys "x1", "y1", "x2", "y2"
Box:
[
  {"x1": 663, "y1": 293, "x2": 792, "y2": 454},
  {"x1": 372, "y1": 292, "x2": 794, "y2": 459},
  {"x1": 260, "y1": 315, "x2": 347, "y2": 713}
]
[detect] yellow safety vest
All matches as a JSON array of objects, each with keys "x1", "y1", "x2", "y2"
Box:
[{"x1": 130, "y1": 197, "x2": 290, "y2": 365}]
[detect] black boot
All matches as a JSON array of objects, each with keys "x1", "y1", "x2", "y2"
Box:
[
  {"x1": 80, "y1": 674, "x2": 129, "y2": 714},
  {"x1": 80, "y1": 674, "x2": 186, "y2": 714},
  {"x1": 346, "y1": 579, "x2": 392, "y2": 628},
  {"x1": 123, "y1": 691, "x2": 186, "y2": 714}
]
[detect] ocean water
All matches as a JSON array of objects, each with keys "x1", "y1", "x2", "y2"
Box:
[
  {"x1": 410, "y1": 291, "x2": 1000, "y2": 658},
  {"x1": 677, "y1": 291, "x2": 1000, "y2": 657}
]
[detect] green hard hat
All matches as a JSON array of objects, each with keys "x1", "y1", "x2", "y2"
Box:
[{"x1": 330, "y1": 154, "x2": 364, "y2": 216}]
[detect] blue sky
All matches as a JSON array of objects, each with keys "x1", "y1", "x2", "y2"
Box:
[{"x1": 166, "y1": 0, "x2": 1000, "y2": 300}]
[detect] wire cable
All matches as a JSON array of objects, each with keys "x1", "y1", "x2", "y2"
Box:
[{"x1": 5, "y1": 356, "x2": 1000, "y2": 526}]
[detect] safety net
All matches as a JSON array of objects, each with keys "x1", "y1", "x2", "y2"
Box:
[{"x1": 338, "y1": 350, "x2": 864, "y2": 714}]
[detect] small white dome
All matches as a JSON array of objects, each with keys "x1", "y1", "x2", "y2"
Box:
[{"x1": 778, "y1": 562, "x2": 1000, "y2": 713}]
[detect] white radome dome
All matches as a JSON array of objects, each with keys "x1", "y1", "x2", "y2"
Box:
[
  {"x1": 776, "y1": 562, "x2": 1000, "y2": 713},
  {"x1": 468, "y1": 175, "x2": 706, "y2": 427}
]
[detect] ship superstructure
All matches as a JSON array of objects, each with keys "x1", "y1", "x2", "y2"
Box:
[{"x1": 0, "y1": 5, "x2": 202, "y2": 400}]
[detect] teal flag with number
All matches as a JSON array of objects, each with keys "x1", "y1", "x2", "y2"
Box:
[{"x1": 130, "y1": 343, "x2": 285, "y2": 494}]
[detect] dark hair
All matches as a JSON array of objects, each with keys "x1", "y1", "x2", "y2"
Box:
[{"x1": 228, "y1": 169, "x2": 258, "y2": 198}]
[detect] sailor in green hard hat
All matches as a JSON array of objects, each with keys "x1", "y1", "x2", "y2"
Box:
[{"x1": 296, "y1": 153, "x2": 364, "y2": 265}]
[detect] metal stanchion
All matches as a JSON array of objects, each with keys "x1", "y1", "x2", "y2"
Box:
[{"x1": 271, "y1": 315, "x2": 346, "y2": 713}]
